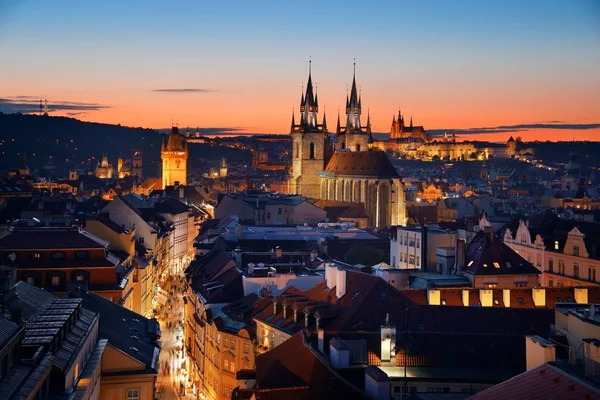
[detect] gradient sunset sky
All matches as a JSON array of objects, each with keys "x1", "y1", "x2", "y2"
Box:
[{"x1": 1, "y1": 0, "x2": 599, "y2": 142}]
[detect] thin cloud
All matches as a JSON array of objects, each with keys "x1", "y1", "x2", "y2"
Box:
[
  {"x1": 0, "y1": 96, "x2": 110, "y2": 114},
  {"x1": 429, "y1": 122, "x2": 600, "y2": 137},
  {"x1": 158, "y1": 127, "x2": 244, "y2": 135},
  {"x1": 153, "y1": 88, "x2": 217, "y2": 93}
]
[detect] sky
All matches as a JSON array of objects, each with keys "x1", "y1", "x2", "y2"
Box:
[{"x1": 0, "y1": 0, "x2": 599, "y2": 142}]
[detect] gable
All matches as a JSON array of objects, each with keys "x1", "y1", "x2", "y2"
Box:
[{"x1": 101, "y1": 343, "x2": 146, "y2": 373}]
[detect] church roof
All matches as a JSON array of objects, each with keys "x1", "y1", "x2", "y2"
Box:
[
  {"x1": 165, "y1": 126, "x2": 185, "y2": 152},
  {"x1": 324, "y1": 150, "x2": 400, "y2": 178}
]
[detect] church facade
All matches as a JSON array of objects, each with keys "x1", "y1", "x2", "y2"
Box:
[
  {"x1": 161, "y1": 126, "x2": 188, "y2": 188},
  {"x1": 289, "y1": 62, "x2": 407, "y2": 227}
]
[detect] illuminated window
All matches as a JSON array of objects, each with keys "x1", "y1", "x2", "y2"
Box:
[
  {"x1": 224, "y1": 360, "x2": 229, "y2": 371},
  {"x1": 441, "y1": 299, "x2": 447, "y2": 305},
  {"x1": 493, "y1": 262, "x2": 500, "y2": 269},
  {"x1": 467, "y1": 261, "x2": 473, "y2": 267},
  {"x1": 51, "y1": 276, "x2": 61, "y2": 286},
  {"x1": 554, "y1": 241, "x2": 559, "y2": 250},
  {"x1": 230, "y1": 361, "x2": 235, "y2": 372},
  {"x1": 493, "y1": 298, "x2": 500, "y2": 305},
  {"x1": 126, "y1": 389, "x2": 139, "y2": 400},
  {"x1": 30, "y1": 252, "x2": 42, "y2": 259},
  {"x1": 483, "y1": 264, "x2": 488, "y2": 268},
  {"x1": 244, "y1": 343, "x2": 250, "y2": 354},
  {"x1": 230, "y1": 338, "x2": 236, "y2": 349}
]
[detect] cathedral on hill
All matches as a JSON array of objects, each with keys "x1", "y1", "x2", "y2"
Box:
[
  {"x1": 288, "y1": 62, "x2": 407, "y2": 227},
  {"x1": 161, "y1": 126, "x2": 188, "y2": 188}
]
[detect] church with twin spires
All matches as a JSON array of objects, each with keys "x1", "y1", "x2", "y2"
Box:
[{"x1": 289, "y1": 62, "x2": 407, "y2": 227}]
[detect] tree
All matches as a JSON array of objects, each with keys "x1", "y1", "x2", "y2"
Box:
[{"x1": 345, "y1": 244, "x2": 387, "y2": 266}]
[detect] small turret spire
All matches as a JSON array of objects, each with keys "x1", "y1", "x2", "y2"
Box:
[
  {"x1": 410, "y1": 115, "x2": 413, "y2": 127},
  {"x1": 336, "y1": 108, "x2": 341, "y2": 134},
  {"x1": 322, "y1": 106, "x2": 327, "y2": 129},
  {"x1": 291, "y1": 108, "x2": 295, "y2": 132}
]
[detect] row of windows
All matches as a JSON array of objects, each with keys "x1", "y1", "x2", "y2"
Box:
[
  {"x1": 397, "y1": 236, "x2": 420, "y2": 248},
  {"x1": 29, "y1": 251, "x2": 90, "y2": 259},
  {"x1": 26, "y1": 273, "x2": 87, "y2": 287},
  {"x1": 548, "y1": 259, "x2": 597, "y2": 281}
]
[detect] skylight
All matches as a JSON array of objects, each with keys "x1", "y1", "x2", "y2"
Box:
[
  {"x1": 467, "y1": 261, "x2": 474, "y2": 267},
  {"x1": 493, "y1": 262, "x2": 500, "y2": 269}
]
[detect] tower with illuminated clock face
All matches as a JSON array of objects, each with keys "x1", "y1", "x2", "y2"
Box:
[{"x1": 161, "y1": 126, "x2": 188, "y2": 188}]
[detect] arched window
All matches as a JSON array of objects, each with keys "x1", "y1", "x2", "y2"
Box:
[
  {"x1": 356, "y1": 144, "x2": 361, "y2": 152},
  {"x1": 309, "y1": 142, "x2": 315, "y2": 159}
]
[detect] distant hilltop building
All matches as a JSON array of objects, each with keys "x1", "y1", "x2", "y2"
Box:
[
  {"x1": 95, "y1": 151, "x2": 143, "y2": 180},
  {"x1": 95, "y1": 155, "x2": 114, "y2": 179},
  {"x1": 288, "y1": 61, "x2": 406, "y2": 227},
  {"x1": 390, "y1": 109, "x2": 431, "y2": 142},
  {"x1": 161, "y1": 125, "x2": 188, "y2": 188}
]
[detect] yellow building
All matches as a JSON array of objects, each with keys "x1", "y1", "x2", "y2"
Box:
[
  {"x1": 202, "y1": 309, "x2": 256, "y2": 400},
  {"x1": 162, "y1": 126, "x2": 188, "y2": 188},
  {"x1": 96, "y1": 154, "x2": 114, "y2": 179}
]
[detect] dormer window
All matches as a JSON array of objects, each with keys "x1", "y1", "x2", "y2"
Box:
[
  {"x1": 554, "y1": 241, "x2": 559, "y2": 250},
  {"x1": 30, "y1": 252, "x2": 43, "y2": 259},
  {"x1": 52, "y1": 252, "x2": 65, "y2": 259},
  {"x1": 75, "y1": 251, "x2": 89, "y2": 259}
]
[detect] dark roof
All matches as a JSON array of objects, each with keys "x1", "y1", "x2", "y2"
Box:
[
  {"x1": 186, "y1": 250, "x2": 245, "y2": 304},
  {"x1": 254, "y1": 332, "x2": 366, "y2": 399},
  {"x1": 165, "y1": 126, "x2": 185, "y2": 151},
  {"x1": 154, "y1": 197, "x2": 190, "y2": 215},
  {"x1": 0, "y1": 226, "x2": 107, "y2": 250},
  {"x1": 324, "y1": 150, "x2": 400, "y2": 178},
  {"x1": 463, "y1": 230, "x2": 540, "y2": 276},
  {"x1": 0, "y1": 317, "x2": 21, "y2": 349},
  {"x1": 70, "y1": 289, "x2": 160, "y2": 373},
  {"x1": 469, "y1": 362, "x2": 600, "y2": 400}
]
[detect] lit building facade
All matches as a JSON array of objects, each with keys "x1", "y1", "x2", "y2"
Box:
[{"x1": 162, "y1": 126, "x2": 188, "y2": 188}]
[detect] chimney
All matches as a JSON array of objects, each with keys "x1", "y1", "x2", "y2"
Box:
[
  {"x1": 272, "y1": 298, "x2": 280, "y2": 315},
  {"x1": 179, "y1": 186, "x2": 184, "y2": 199},
  {"x1": 248, "y1": 263, "x2": 255, "y2": 275},
  {"x1": 275, "y1": 246, "x2": 282, "y2": 259},
  {"x1": 462, "y1": 289, "x2": 470, "y2": 306},
  {"x1": 455, "y1": 238, "x2": 466, "y2": 270},
  {"x1": 336, "y1": 267, "x2": 347, "y2": 299},
  {"x1": 532, "y1": 288, "x2": 546, "y2": 307},
  {"x1": 503, "y1": 288, "x2": 511, "y2": 308},
  {"x1": 525, "y1": 335, "x2": 556, "y2": 371},
  {"x1": 318, "y1": 329, "x2": 325, "y2": 353},
  {"x1": 574, "y1": 288, "x2": 588, "y2": 304},
  {"x1": 304, "y1": 309, "x2": 311, "y2": 328},
  {"x1": 427, "y1": 289, "x2": 441, "y2": 305},
  {"x1": 365, "y1": 367, "x2": 391, "y2": 400},
  {"x1": 234, "y1": 248, "x2": 241, "y2": 266},
  {"x1": 484, "y1": 225, "x2": 495, "y2": 242},
  {"x1": 330, "y1": 338, "x2": 350, "y2": 369},
  {"x1": 325, "y1": 263, "x2": 337, "y2": 290}
]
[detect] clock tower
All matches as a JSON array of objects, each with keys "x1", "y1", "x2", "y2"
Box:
[{"x1": 161, "y1": 126, "x2": 188, "y2": 188}]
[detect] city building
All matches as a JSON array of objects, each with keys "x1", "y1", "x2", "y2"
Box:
[
  {"x1": 390, "y1": 225, "x2": 456, "y2": 272},
  {"x1": 161, "y1": 126, "x2": 188, "y2": 188},
  {"x1": 0, "y1": 224, "x2": 134, "y2": 306},
  {"x1": 503, "y1": 209, "x2": 600, "y2": 287},
  {"x1": 214, "y1": 190, "x2": 326, "y2": 225},
  {"x1": 70, "y1": 287, "x2": 161, "y2": 400},
  {"x1": 462, "y1": 227, "x2": 541, "y2": 288},
  {"x1": 0, "y1": 282, "x2": 106, "y2": 399},
  {"x1": 96, "y1": 154, "x2": 114, "y2": 179},
  {"x1": 319, "y1": 149, "x2": 407, "y2": 227}
]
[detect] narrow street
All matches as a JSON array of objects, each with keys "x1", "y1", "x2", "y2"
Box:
[{"x1": 156, "y1": 274, "x2": 189, "y2": 400}]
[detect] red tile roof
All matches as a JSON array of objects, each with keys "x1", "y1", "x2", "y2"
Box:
[
  {"x1": 254, "y1": 332, "x2": 366, "y2": 399},
  {"x1": 469, "y1": 363, "x2": 600, "y2": 400}
]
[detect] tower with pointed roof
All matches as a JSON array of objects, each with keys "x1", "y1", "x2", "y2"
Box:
[
  {"x1": 337, "y1": 62, "x2": 371, "y2": 152},
  {"x1": 161, "y1": 125, "x2": 188, "y2": 188},
  {"x1": 289, "y1": 60, "x2": 332, "y2": 198}
]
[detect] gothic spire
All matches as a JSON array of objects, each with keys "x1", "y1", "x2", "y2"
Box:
[
  {"x1": 349, "y1": 59, "x2": 359, "y2": 108},
  {"x1": 291, "y1": 108, "x2": 295, "y2": 132},
  {"x1": 410, "y1": 115, "x2": 413, "y2": 127},
  {"x1": 336, "y1": 108, "x2": 341, "y2": 134},
  {"x1": 322, "y1": 106, "x2": 327, "y2": 129}
]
